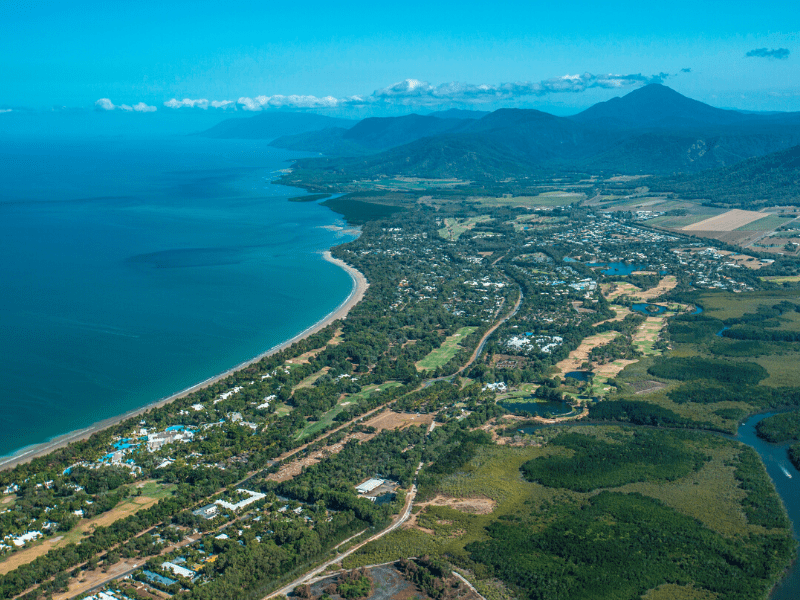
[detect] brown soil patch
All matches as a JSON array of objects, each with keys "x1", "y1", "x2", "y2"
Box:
[
  {"x1": 424, "y1": 495, "x2": 496, "y2": 515},
  {"x1": 555, "y1": 331, "x2": 619, "y2": 373},
  {"x1": 1, "y1": 496, "x2": 13, "y2": 504},
  {"x1": 683, "y1": 209, "x2": 765, "y2": 231},
  {"x1": 593, "y1": 306, "x2": 632, "y2": 327},
  {"x1": 637, "y1": 275, "x2": 677, "y2": 301},
  {"x1": 362, "y1": 411, "x2": 435, "y2": 432}
]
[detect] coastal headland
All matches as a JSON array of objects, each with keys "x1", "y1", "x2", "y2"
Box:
[{"x1": 0, "y1": 250, "x2": 368, "y2": 472}]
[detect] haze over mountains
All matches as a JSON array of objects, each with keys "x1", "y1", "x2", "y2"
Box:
[{"x1": 199, "y1": 85, "x2": 800, "y2": 181}]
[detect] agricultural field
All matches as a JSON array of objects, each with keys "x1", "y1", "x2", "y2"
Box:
[
  {"x1": 683, "y1": 209, "x2": 767, "y2": 232},
  {"x1": 416, "y1": 327, "x2": 477, "y2": 371}
]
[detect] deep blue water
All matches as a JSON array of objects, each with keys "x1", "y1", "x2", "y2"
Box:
[
  {"x1": 632, "y1": 303, "x2": 668, "y2": 315},
  {"x1": 588, "y1": 262, "x2": 649, "y2": 275},
  {"x1": 0, "y1": 135, "x2": 356, "y2": 458},
  {"x1": 565, "y1": 371, "x2": 592, "y2": 382}
]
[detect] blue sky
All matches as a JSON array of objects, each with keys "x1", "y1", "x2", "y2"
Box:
[{"x1": 2, "y1": 0, "x2": 798, "y2": 115}]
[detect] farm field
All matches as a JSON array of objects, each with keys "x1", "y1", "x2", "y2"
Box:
[{"x1": 682, "y1": 209, "x2": 767, "y2": 231}]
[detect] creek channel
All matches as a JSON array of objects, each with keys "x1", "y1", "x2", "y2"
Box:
[{"x1": 512, "y1": 412, "x2": 799, "y2": 598}]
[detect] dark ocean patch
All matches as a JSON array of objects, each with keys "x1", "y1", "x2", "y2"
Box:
[{"x1": 127, "y1": 247, "x2": 246, "y2": 269}]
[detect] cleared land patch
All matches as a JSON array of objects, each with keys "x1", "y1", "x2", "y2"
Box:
[
  {"x1": 682, "y1": 209, "x2": 767, "y2": 232},
  {"x1": 416, "y1": 327, "x2": 477, "y2": 371}
]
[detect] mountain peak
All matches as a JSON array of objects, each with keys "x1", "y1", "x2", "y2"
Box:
[{"x1": 571, "y1": 84, "x2": 745, "y2": 129}]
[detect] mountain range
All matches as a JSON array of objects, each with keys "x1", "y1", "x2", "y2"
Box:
[{"x1": 198, "y1": 85, "x2": 800, "y2": 182}]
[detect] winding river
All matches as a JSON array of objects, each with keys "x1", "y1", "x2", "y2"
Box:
[{"x1": 730, "y1": 413, "x2": 799, "y2": 599}]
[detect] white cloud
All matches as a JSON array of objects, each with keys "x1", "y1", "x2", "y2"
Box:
[
  {"x1": 133, "y1": 102, "x2": 157, "y2": 113},
  {"x1": 0, "y1": 109, "x2": 12, "y2": 114},
  {"x1": 95, "y1": 98, "x2": 156, "y2": 112},
  {"x1": 98, "y1": 70, "x2": 674, "y2": 114},
  {"x1": 95, "y1": 98, "x2": 116, "y2": 111}
]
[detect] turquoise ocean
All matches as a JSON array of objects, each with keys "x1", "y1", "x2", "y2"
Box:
[{"x1": 0, "y1": 132, "x2": 355, "y2": 459}]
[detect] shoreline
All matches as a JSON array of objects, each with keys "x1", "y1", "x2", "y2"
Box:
[{"x1": 0, "y1": 250, "x2": 368, "y2": 472}]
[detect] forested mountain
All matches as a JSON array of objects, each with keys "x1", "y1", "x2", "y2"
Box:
[
  {"x1": 654, "y1": 144, "x2": 800, "y2": 207},
  {"x1": 198, "y1": 112, "x2": 356, "y2": 139},
  {"x1": 569, "y1": 84, "x2": 750, "y2": 129},
  {"x1": 269, "y1": 113, "x2": 473, "y2": 156},
  {"x1": 283, "y1": 86, "x2": 800, "y2": 178}
]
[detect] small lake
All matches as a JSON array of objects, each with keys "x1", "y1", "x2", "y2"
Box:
[
  {"x1": 632, "y1": 303, "x2": 668, "y2": 315},
  {"x1": 565, "y1": 371, "x2": 592, "y2": 382},
  {"x1": 716, "y1": 326, "x2": 731, "y2": 337},
  {"x1": 692, "y1": 305, "x2": 704, "y2": 315},
  {"x1": 499, "y1": 400, "x2": 573, "y2": 418},
  {"x1": 588, "y1": 262, "x2": 649, "y2": 275}
]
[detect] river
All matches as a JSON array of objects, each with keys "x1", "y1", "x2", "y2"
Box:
[{"x1": 729, "y1": 412, "x2": 799, "y2": 599}]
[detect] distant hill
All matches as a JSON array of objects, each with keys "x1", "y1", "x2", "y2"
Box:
[
  {"x1": 427, "y1": 108, "x2": 490, "y2": 120},
  {"x1": 198, "y1": 112, "x2": 356, "y2": 140},
  {"x1": 570, "y1": 84, "x2": 748, "y2": 130},
  {"x1": 270, "y1": 113, "x2": 472, "y2": 156},
  {"x1": 655, "y1": 144, "x2": 800, "y2": 207},
  {"x1": 280, "y1": 85, "x2": 800, "y2": 181}
]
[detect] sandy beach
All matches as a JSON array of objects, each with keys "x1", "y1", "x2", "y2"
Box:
[{"x1": 0, "y1": 251, "x2": 368, "y2": 472}]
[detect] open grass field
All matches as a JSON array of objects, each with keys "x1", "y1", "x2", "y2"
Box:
[
  {"x1": 761, "y1": 275, "x2": 800, "y2": 283},
  {"x1": 416, "y1": 327, "x2": 477, "y2": 371},
  {"x1": 473, "y1": 192, "x2": 583, "y2": 208},
  {"x1": 683, "y1": 209, "x2": 767, "y2": 232},
  {"x1": 292, "y1": 366, "x2": 330, "y2": 391},
  {"x1": 735, "y1": 214, "x2": 792, "y2": 231},
  {"x1": 438, "y1": 217, "x2": 491, "y2": 241}
]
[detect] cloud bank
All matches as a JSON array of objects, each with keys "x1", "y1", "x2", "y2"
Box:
[
  {"x1": 746, "y1": 48, "x2": 790, "y2": 60},
  {"x1": 158, "y1": 71, "x2": 671, "y2": 112},
  {"x1": 95, "y1": 98, "x2": 157, "y2": 112}
]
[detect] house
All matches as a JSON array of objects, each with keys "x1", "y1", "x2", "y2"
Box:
[{"x1": 193, "y1": 503, "x2": 220, "y2": 520}]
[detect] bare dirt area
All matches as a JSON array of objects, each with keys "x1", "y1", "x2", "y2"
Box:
[
  {"x1": 592, "y1": 306, "x2": 632, "y2": 327},
  {"x1": 683, "y1": 209, "x2": 766, "y2": 231},
  {"x1": 419, "y1": 494, "x2": 497, "y2": 515},
  {"x1": 267, "y1": 432, "x2": 374, "y2": 483},
  {"x1": 362, "y1": 411, "x2": 435, "y2": 432},
  {"x1": 1, "y1": 495, "x2": 14, "y2": 504},
  {"x1": 555, "y1": 331, "x2": 619, "y2": 373},
  {"x1": 52, "y1": 559, "x2": 143, "y2": 600},
  {"x1": 636, "y1": 275, "x2": 678, "y2": 301}
]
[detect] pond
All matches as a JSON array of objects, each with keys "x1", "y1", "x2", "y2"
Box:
[
  {"x1": 692, "y1": 305, "x2": 704, "y2": 315},
  {"x1": 565, "y1": 371, "x2": 592, "y2": 382},
  {"x1": 588, "y1": 262, "x2": 649, "y2": 275},
  {"x1": 632, "y1": 303, "x2": 667, "y2": 315},
  {"x1": 499, "y1": 400, "x2": 574, "y2": 418},
  {"x1": 716, "y1": 326, "x2": 731, "y2": 337}
]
